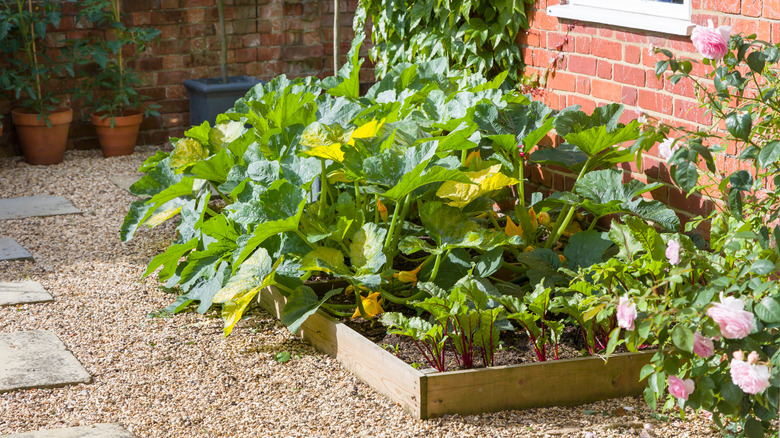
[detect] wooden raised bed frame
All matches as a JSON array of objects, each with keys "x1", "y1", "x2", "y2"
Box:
[{"x1": 258, "y1": 285, "x2": 653, "y2": 419}]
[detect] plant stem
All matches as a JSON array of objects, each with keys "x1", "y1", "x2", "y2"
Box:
[
  {"x1": 294, "y1": 230, "x2": 317, "y2": 250},
  {"x1": 517, "y1": 156, "x2": 525, "y2": 209},
  {"x1": 26, "y1": 0, "x2": 42, "y2": 109},
  {"x1": 428, "y1": 251, "x2": 444, "y2": 284},
  {"x1": 546, "y1": 160, "x2": 590, "y2": 249},
  {"x1": 318, "y1": 160, "x2": 328, "y2": 220},
  {"x1": 217, "y1": 0, "x2": 228, "y2": 84}
]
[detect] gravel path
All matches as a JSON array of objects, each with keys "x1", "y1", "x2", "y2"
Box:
[{"x1": 0, "y1": 147, "x2": 720, "y2": 437}]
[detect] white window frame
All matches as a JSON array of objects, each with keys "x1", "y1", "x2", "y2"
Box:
[{"x1": 547, "y1": 0, "x2": 695, "y2": 36}]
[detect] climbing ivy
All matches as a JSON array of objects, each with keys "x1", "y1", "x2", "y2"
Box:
[{"x1": 354, "y1": 0, "x2": 535, "y2": 82}]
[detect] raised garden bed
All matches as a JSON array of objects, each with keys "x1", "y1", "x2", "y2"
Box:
[{"x1": 258, "y1": 285, "x2": 653, "y2": 419}]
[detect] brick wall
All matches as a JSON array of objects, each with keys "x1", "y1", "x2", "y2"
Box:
[
  {"x1": 521, "y1": 0, "x2": 777, "y2": 227},
  {"x1": 0, "y1": 0, "x2": 360, "y2": 157}
]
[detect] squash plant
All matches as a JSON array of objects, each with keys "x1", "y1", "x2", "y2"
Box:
[{"x1": 122, "y1": 51, "x2": 677, "y2": 360}]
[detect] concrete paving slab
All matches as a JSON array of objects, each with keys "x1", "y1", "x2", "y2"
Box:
[
  {"x1": 0, "y1": 281, "x2": 52, "y2": 306},
  {"x1": 0, "y1": 196, "x2": 82, "y2": 221},
  {"x1": 0, "y1": 423, "x2": 134, "y2": 438},
  {"x1": 0, "y1": 330, "x2": 91, "y2": 393},
  {"x1": 0, "y1": 239, "x2": 33, "y2": 262},
  {"x1": 108, "y1": 174, "x2": 141, "y2": 194}
]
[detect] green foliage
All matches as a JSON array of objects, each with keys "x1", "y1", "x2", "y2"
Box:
[
  {"x1": 72, "y1": 0, "x2": 161, "y2": 118},
  {"x1": 354, "y1": 0, "x2": 535, "y2": 82},
  {"x1": 0, "y1": 0, "x2": 75, "y2": 117},
  {"x1": 383, "y1": 275, "x2": 506, "y2": 371}
]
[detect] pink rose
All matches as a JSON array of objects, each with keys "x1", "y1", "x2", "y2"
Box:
[
  {"x1": 666, "y1": 239, "x2": 681, "y2": 265},
  {"x1": 617, "y1": 296, "x2": 637, "y2": 330},
  {"x1": 730, "y1": 352, "x2": 770, "y2": 394},
  {"x1": 691, "y1": 20, "x2": 731, "y2": 60},
  {"x1": 658, "y1": 138, "x2": 678, "y2": 161},
  {"x1": 707, "y1": 296, "x2": 756, "y2": 339},
  {"x1": 668, "y1": 375, "x2": 695, "y2": 400},
  {"x1": 693, "y1": 331, "x2": 714, "y2": 358}
]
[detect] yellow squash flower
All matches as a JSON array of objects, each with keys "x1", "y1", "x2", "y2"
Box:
[
  {"x1": 393, "y1": 264, "x2": 422, "y2": 284},
  {"x1": 377, "y1": 199, "x2": 388, "y2": 222},
  {"x1": 528, "y1": 207, "x2": 539, "y2": 230},
  {"x1": 352, "y1": 292, "x2": 384, "y2": 319},
  {"x1": 538, "y1": 211, "x2": 551, "y2": 227},
  {"x1": 505, "y1": 216, "x2": 523, "y2": 238}
]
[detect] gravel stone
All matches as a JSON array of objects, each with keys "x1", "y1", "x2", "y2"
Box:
[{"x1": 0, "y1": 148, "x2": 722, "y2": 437}]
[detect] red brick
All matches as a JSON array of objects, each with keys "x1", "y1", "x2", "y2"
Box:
[
  {"x1": 638, "y1": 89, "x2": 674, "y2": 113},
  {"x1": 764, "y1": 0, "x2": 780, "y2": 18},
  {"x1": 576, "y1": 77, "x2": 591, "y2": 94},
  {"x1": 614, "y1": 64, "x2": 645, "y2": 87},
  {"x1": 548, "y1": 72, "x2": 576, "y2": 92},
  {"x1": 621, "y1": 87, "x2": 638, "y2": 106},
  {"x1": 625, "y1": 45, "x2": 641, "y2": 64},
  {"x1": 575, "y1": 36, "x2": 591, "y2": 54},
  {"x1": 702, "y1": 0, "x2": 740, "y2": 13},
  {"x1": 592, "y1": 38, "x2": 622, "y2": 61},
  {"x1": 592, "y1": 79, "x2": 622, "y2": 101},
  {"x1": 646, "y1": 70, "x2": 664, "y2": 90},
  {"x1": 597, "y1": 60, "x2": 612, "y2": 79},
  {"x1": 567, "y1": 55, "x2": 597, "y2": 75},
  {"x1": 743, "y1": 0, "x2": 763, "y2": 16},
  {"x1": 674, "y1": 99, "x2": 712, "y2": 124}
]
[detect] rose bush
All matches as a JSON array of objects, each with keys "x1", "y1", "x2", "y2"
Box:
[{"x1": 575, "y1": 29, "x2": 780, "y2": 437}]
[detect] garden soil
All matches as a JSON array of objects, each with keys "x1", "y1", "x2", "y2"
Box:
[{"x1": 0, "y1": 147, "x2": 727, "y2": 437}]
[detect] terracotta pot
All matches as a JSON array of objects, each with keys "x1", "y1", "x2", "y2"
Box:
[
  {"x1": 12, "y1": 108, "x2": 73, "y2": 165},
  {"x1": 91, "y1": 110, "x2": 143, "y2": 157}
]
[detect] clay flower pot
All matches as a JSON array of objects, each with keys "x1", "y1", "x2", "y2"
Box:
[
  {"x1": 91, "y1": 110, "x2": 143, "y2": 157},
  {"x1": 12, "y1": 108, "x2": 73, "y2": 165}
]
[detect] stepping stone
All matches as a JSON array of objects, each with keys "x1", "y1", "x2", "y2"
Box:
[
  {"x1": 0, "y1": 238, "x2": 33, "y2": 261},
  {"x1": 0, "y1": 281, "x2": 52, "y2": 306},
  {"x1": 0, "y1": 423, "x2": 134, "y2": 438},
  {"x1": 108, "y1": 174, "x2": 141, "y2": 194},
  {"x1": 0, "y1": 196, "x2": 81, "y2": 221},
  {"x1": 0, "y1": 330, "x2": 91, "y2": 393}
]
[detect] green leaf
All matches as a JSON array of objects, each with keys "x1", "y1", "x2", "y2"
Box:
[
  {"x1": 144, "y1": 237, "x2": 198, "y2": 280},
  {"x1": 563, "y1": 230, "x2": 612, "y2": 270},
  {"x1": 170, "y1": 137, "x2": 210, "y2": 169},
  {"x1": 383, "y1": 165, "x2": 472, "y2": 201},
  {"x1": 301, "y1": 247, "x2": 349, "y2": 275},
  {"x1": 475, "y1": 247, "x2": 504, "y2": 277},
  {"x1": 758, "y1": 140, "x2": 780, "y2": 169},
  {"x1": 755, "y1": 296, "x2": 780, "y2": 323},
  {"x1": 725, "y1": 112, "x2": 752, "y2": 140},
  {"x1": 730, "y1": 170, "x2": 754, "y2": 191},
  {"x1": 528, "y1": 143, "x2": 588, "y2": 173},
  {"x1": 234, "y1": 199, "x2": 306, "y2": 266},
  {"x1": 281, "y1": 287, "x2": 342, "y2": 334},
  {"x1": 671, "y1": 161, "x2": 699, "y2": 192},
  {"x1": 671, "y1": 325, "x2": 694, "y2": 353},
  {"x1": 325, "y1": 44, "x2": 363, "y2": 99},
  {"x1": 744, "y1": 417, "x2": 764, "y2": 438},
  {"x1": 747, "y1": 51, "x2": 766, "y2": 73},
  {"x1": 751, "y1": 259, "x2": 776, "y2": 275}
]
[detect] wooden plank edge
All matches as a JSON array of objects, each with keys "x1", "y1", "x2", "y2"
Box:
[
  {"x1": 257, "y1": 286, "x2": 426, "y2": 418},
  {"x1": 423, "y1": 350, "x2": 655, "y2": 417}
]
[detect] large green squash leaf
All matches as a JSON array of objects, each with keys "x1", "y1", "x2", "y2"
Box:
[{"x1": 281, "y1": 286, "x2": 343, "y2": 334}]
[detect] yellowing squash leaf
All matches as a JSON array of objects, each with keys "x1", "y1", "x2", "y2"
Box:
[
  {"x1": 170, "y1": 137, "x2": 209, "y2": 169},
  {"x1": 348, "y1": 119, "x2": 385, "y2": 145},
  {"x1": 436, "y1": 164, "x2": 519, "y2": 208},
  {"x1": 300, "y1": 122, "x2": 348, "y2": 162},
  {"x1": 145, "y1": 205, "x2": 182, "y2": 228}
]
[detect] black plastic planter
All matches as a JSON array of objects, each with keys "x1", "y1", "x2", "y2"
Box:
[{"x1": 183, "y1": 76, "x2": 263, "y2": 126}]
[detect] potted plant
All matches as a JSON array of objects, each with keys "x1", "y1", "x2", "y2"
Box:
[
  {"x1": 182, "y1": 0, "x2": 261, "y2": 127},
  {"x1": 0, "y1": 0, "x2": 74, "y2": 165},
  {"x1": 73, "y1": 0, "x2": 160, "y2": 157}
]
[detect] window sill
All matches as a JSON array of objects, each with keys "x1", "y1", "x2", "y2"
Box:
[{"x1": 547, "y1": 4, "x2": 695, "y2": 36}]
